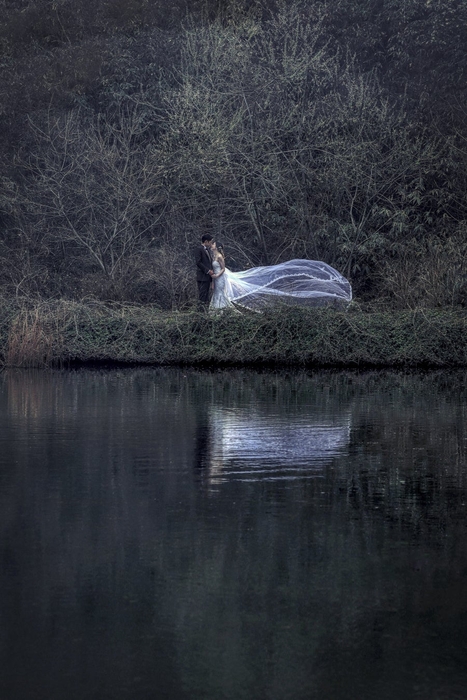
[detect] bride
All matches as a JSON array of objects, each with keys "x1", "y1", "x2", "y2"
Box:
[
  {"x1": 210, "y1": 242, "x2": 231, "y2": 309},
  {"x1": 209, "y1": 242, "x2": 352, "y2": 311}
]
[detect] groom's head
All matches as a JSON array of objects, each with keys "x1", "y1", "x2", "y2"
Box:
[{"x1": 201, "y1": 234, "x2": 213, "y2": 248}]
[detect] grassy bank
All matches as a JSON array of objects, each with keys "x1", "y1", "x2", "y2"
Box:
[{"x1": 0, "y1": 298, "x2": 466, "y2": 368}]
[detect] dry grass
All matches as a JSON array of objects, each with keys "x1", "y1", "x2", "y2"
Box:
[{"x1": 6, "y1": 307, "x2": 52, "y2": 367}]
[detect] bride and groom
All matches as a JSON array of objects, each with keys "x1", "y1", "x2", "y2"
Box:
[
  {"x1": 194, "y1": 234, "x2": 353, "y2": 311},
  {"x1": 195, "y1": 234, "x2": 230, "y2": 309}
]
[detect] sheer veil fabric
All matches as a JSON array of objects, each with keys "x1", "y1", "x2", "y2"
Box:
[{"x1": 211, "y1": 259, "x2": 352, "y2": 311}]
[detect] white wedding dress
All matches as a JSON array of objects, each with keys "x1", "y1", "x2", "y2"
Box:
[
  {"x1": 210, "y1": 259, "x2": 352, "y2": 311},
  {"x1": 210, "y1": 260, "x2": 232, "y2": 309}
]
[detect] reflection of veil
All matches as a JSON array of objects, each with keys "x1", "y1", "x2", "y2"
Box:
[
  {"x1": 206, "y1": 406, "x2": 351, "y2": 484},
  {"x1": 223, "y1": 259, "x2": 352, "y2": 310}
]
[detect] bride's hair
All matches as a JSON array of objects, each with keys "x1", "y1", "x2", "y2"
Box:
[{"x1": 214, "y1": 242, "x2": 225, "y2": 260}]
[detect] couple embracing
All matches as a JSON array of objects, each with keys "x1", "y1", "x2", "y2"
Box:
[
  {"x1": 194, "y1": 234, "x2": 353, "y2": 311},
  {"x1": 195, "y1": 234, "x2": 230, "y2": 310}
]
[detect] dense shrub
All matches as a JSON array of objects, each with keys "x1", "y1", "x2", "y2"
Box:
[{"x1": 1, "y1": 299, "x2": 467, "y2": 368}]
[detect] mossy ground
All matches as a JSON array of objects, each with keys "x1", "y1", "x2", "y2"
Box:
[{"x1": 0, "y1": 298, "x2": 466, "y2": 368}]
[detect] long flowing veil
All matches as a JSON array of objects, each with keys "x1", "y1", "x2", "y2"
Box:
[{"x1": 222, "y1": 259, "x2": 352, "y2": 310}]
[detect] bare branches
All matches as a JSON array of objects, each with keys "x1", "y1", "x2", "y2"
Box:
[
  {"x1": 0, "y1": 1, "x2": 460, "y2": 307},
  {"x1": 19, "y1": 101, "x2": 167, "y2": 280}
]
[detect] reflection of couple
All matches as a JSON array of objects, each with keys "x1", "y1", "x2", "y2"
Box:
[
  {"x1": 195, "y1": 404, "x2": 352, "y2": 488},
  {"x1": 195, "y1": 234, "x2": 230, "y2": 310},
  {"x1": 194, "y1": 234, "x2": 353, "y2": 311}
]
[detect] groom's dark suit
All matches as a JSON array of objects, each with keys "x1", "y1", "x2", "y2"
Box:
[{"x1": 195, "y1": 244, "x2": 213, "y2": 306}]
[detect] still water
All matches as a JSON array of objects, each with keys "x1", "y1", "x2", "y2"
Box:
[{"x1": 1, "y1": 367, "x2": 467, "y2": 700}]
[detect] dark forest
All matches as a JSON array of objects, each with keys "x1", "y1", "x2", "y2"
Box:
[{"x1": 1, "y1": 0, "x2": 467, "y2": 309}]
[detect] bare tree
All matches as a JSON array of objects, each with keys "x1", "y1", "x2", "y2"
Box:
[{"x1": 18, "y1": 100, "x2": 166, "y2": 283}]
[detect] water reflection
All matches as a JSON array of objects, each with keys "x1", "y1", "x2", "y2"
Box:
[
  {"x1": 189, "y1": 369, "x2": 352, "y2": 487},
  {"x1": 1, "y1": 368, "x2": 467, "y2": 700},
  {"x1": 204, "y1": 407, "x2": 350, "y2": 484}
]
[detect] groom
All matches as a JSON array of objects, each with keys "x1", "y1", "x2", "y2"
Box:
[{"x1": 195, "y1": 234, "x2": 214, "y2": 308}]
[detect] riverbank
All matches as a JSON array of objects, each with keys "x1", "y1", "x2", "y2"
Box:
[{"x1": 0, "y1": 299, "x2": 466, "y2": 368}]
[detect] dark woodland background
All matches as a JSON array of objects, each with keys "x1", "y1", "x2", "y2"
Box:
[{"x1": 1, "y1": 0, "x2": 467, "y2": 309}]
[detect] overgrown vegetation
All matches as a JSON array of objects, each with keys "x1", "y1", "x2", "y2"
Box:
[
  {"x1": 1, "y1": 0, "x2": 467, "y2": 312},
  {"x1": 1, "y1": 299, "x2": 467, "y2": 368}
]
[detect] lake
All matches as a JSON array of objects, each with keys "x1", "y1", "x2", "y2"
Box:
[{"x1": 1, "y1": 367, "x2": 467, "y2": 700}]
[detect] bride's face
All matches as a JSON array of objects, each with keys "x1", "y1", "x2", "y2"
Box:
[{"x1": 211, "y1": 242, "x2": 217, "y2": 251}]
